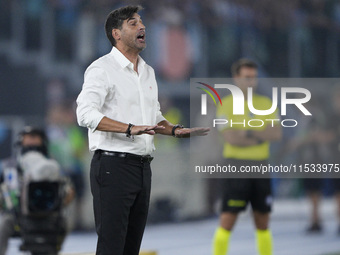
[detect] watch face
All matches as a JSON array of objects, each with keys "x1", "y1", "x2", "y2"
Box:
[{"x1": 172, "y1": 125, "x2": 183, "y2": 136}]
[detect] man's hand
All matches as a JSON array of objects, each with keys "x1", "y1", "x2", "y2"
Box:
[
  {"x1": 174, "y1": 127, "x2": 210, "y2": 138},
  {"x1": 131, "y1": 125, "x2": 165, "y2": 135}
]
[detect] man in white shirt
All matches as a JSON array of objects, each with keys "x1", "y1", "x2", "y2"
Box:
[{"x1": 76, "y1": 5, "x2": 209, "y2": 255}]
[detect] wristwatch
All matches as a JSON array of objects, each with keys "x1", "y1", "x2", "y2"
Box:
[
  {"x1": 126, "y1": 123, "x2": 134, "y2": 138},
  {"x1": 172, "y1": 124, "x2": 184, "y2": 137}
]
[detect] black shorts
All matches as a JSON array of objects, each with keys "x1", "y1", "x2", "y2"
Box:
[{"x1": 221, "y1": 159, "x2": 272, "y2": 213}]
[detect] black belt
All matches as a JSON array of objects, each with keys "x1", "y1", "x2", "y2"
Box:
[{"x1": 96, "y1": 150, "x2": 153, "y2": 163}]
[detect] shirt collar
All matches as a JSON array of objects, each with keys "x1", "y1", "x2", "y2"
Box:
[{"x1": 110, "y1": 47, "x2": 146, "y2": 72}]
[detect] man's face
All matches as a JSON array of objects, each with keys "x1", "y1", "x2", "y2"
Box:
[
  {"x1": 22, "y1": 134, "x2": 43, "y2": 147},
  {"x1": 234, "y1": 66, "x2": 258, "y2": 92},
  {"x1": 116, "y1": 13, "x2": 146, "y2": 51}
]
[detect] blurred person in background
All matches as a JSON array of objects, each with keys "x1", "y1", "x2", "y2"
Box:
[
  {"x1": 213, "y1": 59, "x2": 282, "y2": 255},
  {"x1": 76, "y1": 5, "x2": 209, "y2": 255},
  {"x1": 47, "y1": 100, "x2": 87, "y2": 230},
  {"x1": 288, "y1": 97, "x2": 333, "y2": 233},
  {"x1": 0, "y1": 127, "x2": 74, "y2": 255}
]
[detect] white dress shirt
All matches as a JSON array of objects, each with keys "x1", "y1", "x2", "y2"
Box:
[{"x1": 76, "y1": 47, "x2": 165, "y2": 155}]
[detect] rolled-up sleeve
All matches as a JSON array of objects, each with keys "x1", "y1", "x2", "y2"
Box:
[
  {"x1": 156, "y1": 101, "x2": 166, "y2": 124},
  {"x1": 76, "y1": 66, "x2": 109, "y2": 132}
]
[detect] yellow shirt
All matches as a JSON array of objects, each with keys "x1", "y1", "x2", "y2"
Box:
[{"x1": 216, "y1": 93, "x2": 278, "y2": 160}]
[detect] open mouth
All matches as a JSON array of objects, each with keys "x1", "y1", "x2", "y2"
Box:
[{"x1": 137, "y1": 32, "x2": 145, "y2": 43}]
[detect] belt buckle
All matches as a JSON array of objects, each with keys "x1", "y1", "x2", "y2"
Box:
[
  {"x1": 119, "y1": 152, "x2": 127, "y2": 158},
  {"x1": 142, "y1": 155, "x2": 153, "y2": 163}
]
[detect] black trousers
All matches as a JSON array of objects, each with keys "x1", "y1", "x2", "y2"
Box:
[{"x1": 90, "y1": 152, "x2": 152, "y2": 255}]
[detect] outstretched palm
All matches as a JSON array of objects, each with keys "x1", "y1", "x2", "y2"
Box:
[{"x1": 175, "y1": 127, "x2": 210, "y2": 138}]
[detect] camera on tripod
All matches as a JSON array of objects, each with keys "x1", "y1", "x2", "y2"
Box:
[{"x1": 18, "y1": 151, "x2": 69, "y2": 255}]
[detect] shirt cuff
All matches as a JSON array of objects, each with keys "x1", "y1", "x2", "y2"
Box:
[
  {"x1": 89, "y1": 112, "x2": 105, "y2": 133},
  {"x1": 156, "y1": 114, "x2": 166, "y2": 124}
]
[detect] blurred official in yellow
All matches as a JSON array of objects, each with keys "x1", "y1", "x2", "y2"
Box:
[{"x1": 212, "y1": 59, "x2": 282, "y2": 255}]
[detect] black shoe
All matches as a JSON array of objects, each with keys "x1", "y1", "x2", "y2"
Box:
[{"x1": 306, "y1": 222, "x2": 322, "y2": 233}]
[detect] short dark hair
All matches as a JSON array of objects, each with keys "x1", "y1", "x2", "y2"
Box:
[
  {"x1": 17, "y1": 126, "x2": 49, "y2": 156},
  {"x1": 18, "y1": 126, "x2": 48, "y2": 145},
  {"x1": 105, "y1": 5, "x2": 143, "y2": 46},
  {"x1": 231, "y1": 58, "x2": 258, "y2": 76}
]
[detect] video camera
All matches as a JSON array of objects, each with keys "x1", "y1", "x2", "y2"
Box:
[
  {"x1": 17, "y1": 151, "x2": 68, "y2": 255},
  {"x1": 0, "y1": 127, "x2": 71, "y2": 255}
]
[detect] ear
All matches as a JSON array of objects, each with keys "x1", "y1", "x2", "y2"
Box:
[{"x1": 112, "y1": 29, "x2": 121, "y2": 42}]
